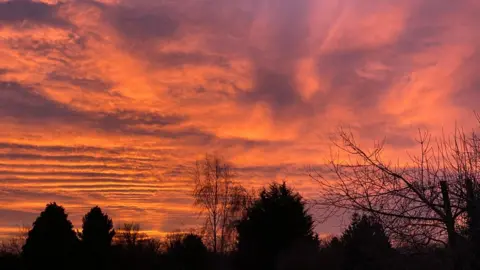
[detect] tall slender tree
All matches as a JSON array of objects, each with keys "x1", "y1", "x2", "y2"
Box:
[
  {"x1": 79, "y1": 206, "x2": 115, "y2": 268},
  {"x1": 191, "y1": 154, "x2": 249, "y2": 253}
]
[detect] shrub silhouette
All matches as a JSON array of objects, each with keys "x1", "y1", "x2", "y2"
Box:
[
  {"x1": 22, "y1": 202, "x2": 78, "y2": 270},
  {"x1": 0, "y1": 248, "x2": 22, "y2": 270},
  {"x1": 463, "y1": 184, "x2": 480, "y2": 269},
  {"x1": 111, "y1": 223, "x2": 162, "y2": 270},
  {"x1": 166, "y1": 233, "x2": 209, "y2": 270},
  {"x1": 0, "y1": 198, "x2": 462, "y2": 270},
  {"x1": 341, "y1": 213, "x2": 393, "y2": 270},
  {"x1": 79, "y1": 206, "x2": 115, "y2": 268},
  {"x1": 235, "y1": 182, "x2": 318, "y2": 270},
  {"x1": 115, "y1": 222, "x2": 146, "y2": 249}
]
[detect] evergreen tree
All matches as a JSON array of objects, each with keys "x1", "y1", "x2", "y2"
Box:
[
  {"x1": 319, "y1": 237, "x2": 344, "y2": 270},
  {"x1": 22, "y1": 202, "x2": 78, "y2": 270},
  {"x1": 341, "y1": 213, "x2": 392, "y2": 270},
  {"x1": 235, "y1": 182, "x2": 319, "y2": 270},
  {"x1": 79, "y1": 206, "x2": 115, "y2": 269}
]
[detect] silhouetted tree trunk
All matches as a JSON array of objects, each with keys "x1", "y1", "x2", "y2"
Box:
[
  {"x1": 440, "y1": 181, "x2": 461, "y2": 270},
  {"x1": 465, "y1": 178, "x2": 480, "y2": 269},
  {"x1": 465, "y1": 179, "x2": 479, "y2": 241}
]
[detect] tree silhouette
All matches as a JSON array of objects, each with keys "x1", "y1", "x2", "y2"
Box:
[
  {"x1": 235, "y1": 182, "x2": 319, "y2": 270},
  {"x1": 0, "y1": 251, "x2": 22, "y2": 270},
  {"x1": 115, "y1": 222, "x2": 146, "y2": 249},
  {"x1": 165, "y1": 233, "x2": 209, "y2": 270},
  {"x1": 310, "y1": 125, "x2": 480, "y2": 270},
  {"x1": 341, "y1": 213, "x2": 393, "y2": 270},
  {"x1": 79, "y1": 206, "x2": 115, "y2": 268},
  {"x1": 465, "y1": 184, "x2": 480, "y2": 269},
  {"x1": 0, "y1": 225, "x2": 28, "y2": 256},
  {"x1": 22, "y1": 202, "x2": 78, "y2": 270},
  {"x1": 111, "y1": 223, "x2": 156, "y2": 270},
  {"x1": 191, "y1": 154, "x2": 250, "y2": 253},
  {"x1": 191, "y1": 155, "x2": 249, "y2": 253},
  {"x1": 318, "y1": 236, "x2": 344, "y2": 270}
]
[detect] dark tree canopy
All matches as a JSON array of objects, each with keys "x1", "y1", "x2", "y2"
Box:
[
  {"x1": 0, "y1": 189, "x2": 469, "y2": 270},
  {"x1": 166, "y1": 233, "x2": 209, "y2": 270},
  {"x1": 465, "y1": 188, "x2": 480, "y2": 268},
  {"x1": 22, "y1": 202, "x2": 78, "y2": 269},
  {"x1": 341, "y1": 213, "x2": 393, "y2": 270},
  {"x1": 79, "y1": 206, "x2": 115, "y2": 252},
  {"x1": 79, "y1": 206, "x2": 115, "y2": 268},
  {"x1": 318, "y1": 237, "x2": 344, "y2": 270},
  {"x1": 110, "y1": 223, "x2": 162, "y2": 270},
  {"x1": 235, "y1": 182, "x2": 319, "y2": 270}
]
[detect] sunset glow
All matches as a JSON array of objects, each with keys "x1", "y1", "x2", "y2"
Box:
[{"x1": 1, "y1": 0, "x2": 480, "y2": 239}]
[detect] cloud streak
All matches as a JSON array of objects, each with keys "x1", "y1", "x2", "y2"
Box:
[{"x1": 0, "y1": 0, "x2": 71, "y2": 28}]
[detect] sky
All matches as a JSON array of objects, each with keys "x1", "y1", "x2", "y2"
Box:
[{"x1": 1, "y1": 0, "x2": 480, "y2": 239}]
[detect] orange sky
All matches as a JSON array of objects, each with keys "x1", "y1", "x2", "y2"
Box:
[{"x1": 1, "y1": 0, "x2": 480, "y2": 239}]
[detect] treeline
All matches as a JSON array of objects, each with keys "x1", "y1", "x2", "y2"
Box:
[
  {"x1": 2, "y1": 115, "x2": 480, "y2": 270},
  {"x1": 1, "y1": 182, "x2": 476, "y2": 270}
]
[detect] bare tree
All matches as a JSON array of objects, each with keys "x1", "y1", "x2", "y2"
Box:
[
  {"x1": 142, "y1": 238, "x2": 162, "y2": 255},
  {"x1": 310, "y1": 122, "x2": 480, "y2": 269},
  {"x1": 191, "y1": 154, "x2": 250, "y2": 253},
  {"x1": 115, "y1": 222, "x2": 147, "y2": 249},
  {"x1": 0, "y1": 225, "x2": 29, "y2": 255}
]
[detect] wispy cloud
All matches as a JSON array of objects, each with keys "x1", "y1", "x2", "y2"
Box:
[{"x1": 0, "y1": 0, "x2": 479, "y2": 238}]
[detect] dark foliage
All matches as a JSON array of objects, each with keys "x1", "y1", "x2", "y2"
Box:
[
  {"x1": 79, "y1": 206, "x2": 115, "y2": 269},
  {"x1": 21, "y1": 202, "x2": 79, "y2": 270},
  {"x1": 235, "y1": 182, "x2": 319, "y2": 270},
  {"x1": 392, "y1": 246, "x2": 452, "y2": 270},
  {"x1": 0, "y1": 252, "x2": 22, "y2": 270},
  {"x1": 165, "y1": 233, "x2": 209, "y2": 270},
  {"x1": 319, "y1": 237, "x2": 344, "y2": 270},
  {"x1": 111, "y1": 223, "x2": 161, "y2": 270},
  {"x1": 340, "y1": 213, "x2": 393, "y2": 270},
  {"x1": 0, "y1": 186, "x2": 477, "y2": 270},
  {"x1": 466, "y1": 191, "x2": 480, "y2": 268}
]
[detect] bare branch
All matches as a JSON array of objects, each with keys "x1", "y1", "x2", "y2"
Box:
[{"x1": 311, "y1": 125, "x2": 480, "y2": 247}]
